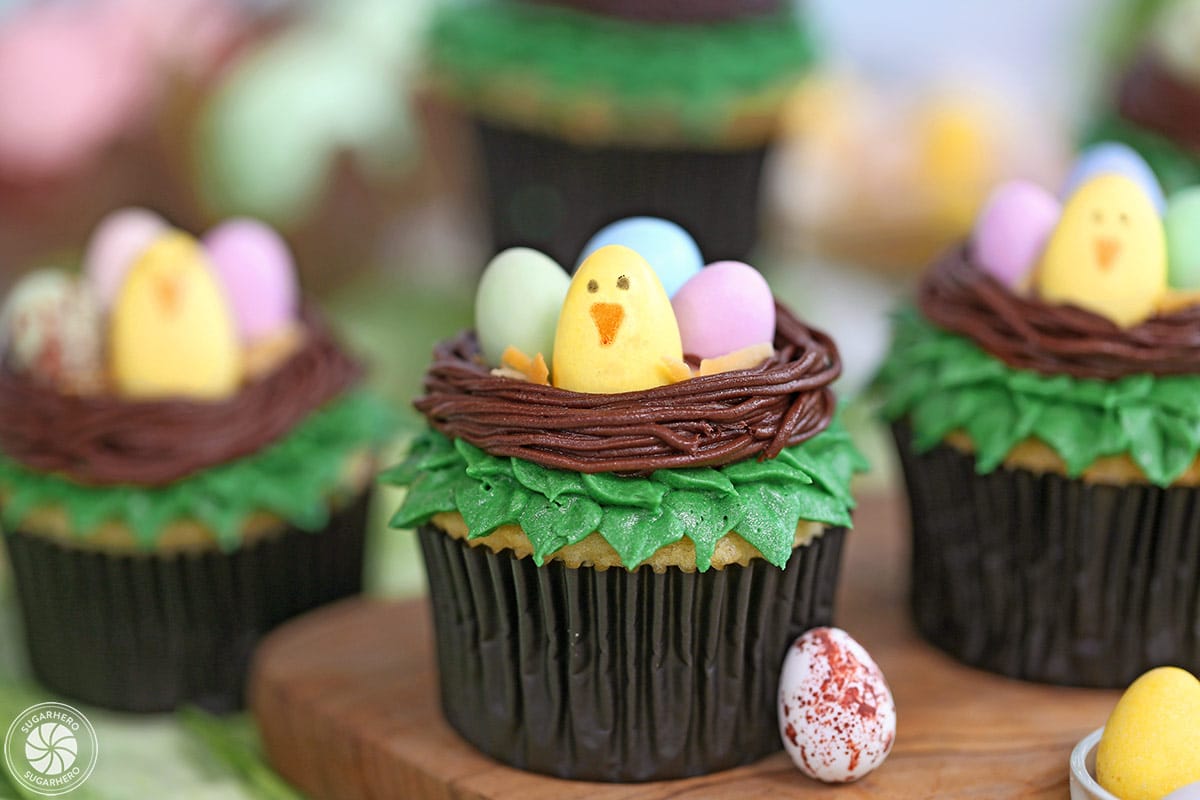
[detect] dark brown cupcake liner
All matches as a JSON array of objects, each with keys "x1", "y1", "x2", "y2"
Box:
[
  {"x1": 417, "y1": 523, "x2": 845, "y2": 782},
  {"x1": 893, "y1": 422, "x2": 1200, "y2": 688},
  {"x1": 474, "y1": 118, "x2": 768, "y2": 267},
  {"x1": 3, "y1": 493, "x2": 370, "y2": 713}
]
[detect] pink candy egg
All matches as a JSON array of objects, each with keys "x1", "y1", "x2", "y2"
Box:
[
  {"x1": 779, "y1": 627, "x2": 896, "y2": 783},
  {"x1": 83, "y1": 207, "x2": 169, "y2": 308},
  {"x1": 203, "y1": 218, "x2": 299, "y2": 342},
  {"x1": 972, "y1": 180, "x2": 1060, "y2": 288},
  {"x1": 671, "y1": 261, "x2": 775, "y2": 360}
]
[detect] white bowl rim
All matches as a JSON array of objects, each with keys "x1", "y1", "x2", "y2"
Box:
[{"x1": 1071, "y1": 727, "x2": 1120, "y2": 800}]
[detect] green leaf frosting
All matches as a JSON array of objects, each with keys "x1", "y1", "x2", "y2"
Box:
[
  {"x1": 0, "y1": 391, "x2": 395, "y2": 551},
  {"x1": 427, "y1": 3, "x2": 817, "y2": 144},
  {"x1": 876, "y1": 310, "x2": 1200, "y2": 486},
  {"x1": 383, "y1": 417, "x2": 866, "y2": 572}
]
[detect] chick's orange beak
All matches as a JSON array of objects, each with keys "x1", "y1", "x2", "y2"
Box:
[
  {"x1": 155, "y1": 273, "x2": 182, "y2": 314},
  {"x1": 590, "y1": 302, "x2": 624, "y2": 346},
  {"x1": 1094, "y1": 237, "x2": 1122, "y2": 272}
]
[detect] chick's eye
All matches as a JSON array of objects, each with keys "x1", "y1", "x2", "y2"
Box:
[
  {"x1": 587, "y1": 279, "x2": 599, "y2": 293},
  {"x1": 616, "y1": 275, "x2": 630, "y2": 290},
  {"x1": 1119, "y1": 212, "x2": 1130, "y2": 226},
  {"x1": 1092, "y1": 210, "x2": 1104, "y2": 224}
]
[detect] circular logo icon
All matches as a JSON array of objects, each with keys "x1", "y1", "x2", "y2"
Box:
[{"x1": 4, "y1": 703, "x2": 98, "y2": 796}]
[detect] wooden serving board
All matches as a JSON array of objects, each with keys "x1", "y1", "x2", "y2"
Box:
[{"x1": 250, "y1": 494, "x2": 1119, "y2": 799}]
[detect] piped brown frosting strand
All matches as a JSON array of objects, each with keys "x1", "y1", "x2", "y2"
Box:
[
  {"x1": 0, "y1": 310, "x2": 362, "y2": 486},
  {"x1": 919, "y1": 245, "x2": 1200, "y2": 379},
  {"x1": 1117, "y1": 52, "x2": 1200, "y2": 154},
  {"x1": 415, "y1": 303, "x2": 840, "y2": 474}
]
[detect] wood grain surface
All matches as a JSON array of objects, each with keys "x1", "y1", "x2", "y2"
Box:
[{"x1": 250, "y1": 493, "x2": 1118, "y2": 799}]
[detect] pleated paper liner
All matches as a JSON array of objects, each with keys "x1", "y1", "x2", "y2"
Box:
[
  {"x1": 474, "y1": 119, "x2": 768, "y2": 268},
  {"x1": 418, "y1": 523, "x2": 845, "y2": 783},
  {"x1": 4, "y1": 493, "x2": 370, "y2": 714},
  {"x1": 893, "y1": 422, "x2": 1200, "y2": 688}
]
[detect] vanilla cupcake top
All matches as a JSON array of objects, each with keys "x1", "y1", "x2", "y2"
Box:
[
  {"x1": 387, "y1": 217, "x2": 865, "y2": 571},
  {"x1": 878, "y1": 142, "x2": 1200, "y2": 486},
  {"x1": 0, "y1": 209, "x2": 391, "y2": 549},
  {"x1": 423, "y1": 2, "x2": 817, "y2": 148}
]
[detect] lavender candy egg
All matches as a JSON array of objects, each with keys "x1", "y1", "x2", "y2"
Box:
[
  {"x1": 671, "y1": 261, "x2": 775, "y2": 360},
  {"x1": 83, "y1": 207, "x2": 169, "y2": 308},
  {"x1": 577, "y1": 217, "x2": 702, "y2": 298},
  {"x1": 203, "y1": 218, "x2": 299, "y2": 342},
  {"x1": 1164, "y1": 782, "x2": 1200, "y2": 800},
  {"x1": 971, "y1": 180, "x2": 1061, "y2": 288},
  {"x1": 779, "y1": 627, "x2": 896, "y2": 784}
]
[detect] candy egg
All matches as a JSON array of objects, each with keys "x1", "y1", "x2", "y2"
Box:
[
  {"x1": 475, "y1": 248, "x2": 569, "y2": 367},
  {"x1": 1062, "y1": 142, "x2": 1165, "y2": 214},
  {"x1": 577, "y1": 217, "x2": 702, "y2": 298},
  {"x1": 1037, "y1": 174, "x2": 1167, "y2": 328},
  {"x1": 779, "y1": 627, "x2": 895, "y2": 783},
  {"x1": 111, "y1": 232, "x2": 242, "y2": 400},
  {"x1": 553, "y1": 245, "x2": 684, "y2": 394},
  {"x1": 671, "y1": 261, "x2": 775, "y2": 360},
  {"x1": 1164, "y1": 187, "x2": 1200, "y2": 289},
  {"x1": 1164, "y1": 783, "x2": 1200, "y2": 800},
  {"x1": 203, "y1": 218, "x2": 299, "y2": 342},
  {"x1": 0, "y1": 269, "x2": 102, "y2": 389},
  {"x1": 971, "y1": 180, "x2": 1060, "y2": 288},
  {"x1": 82, "y1": 207, "x2": 170, "y2": 309},
  {"x1": 1097, "y1": 667, "x2": 1200, "y2": 800}
]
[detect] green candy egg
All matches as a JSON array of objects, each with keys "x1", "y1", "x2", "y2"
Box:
[
  {"x1": 475, "y1": 248, "x2": 569, "y2": 367},
  {"x1": 1165, "y1": 187, "x2": 1200, "y2": 289}
]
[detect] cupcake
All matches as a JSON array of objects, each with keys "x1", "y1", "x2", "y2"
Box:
[
  {"x1": 876, "y1": 147, "x2": 1200, "y2": 688},
  {"x1": 1088, "y1": 0, "x2": 1200, "y2": 194},
  {"x1": 0, "y1": 210, "x2": 392, "y2": 713},
  {"x1": 383, "y1": 222, "x2": 865, "y2": 781},
  {"x1": 422, "y1": 1, "x2": 817, "y2": 267}
]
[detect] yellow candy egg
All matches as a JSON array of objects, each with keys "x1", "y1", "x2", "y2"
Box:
[
  {"x1": 1096, "y1": 666, "x2": 1200, "y2": 800},
  {"x1": 110, "y1": 232, "x2": 242, "y2": 400},
  {"x1": 552, "y1": 245, "x2": 683, "y2": 394},
  {"x1": 1036, "y1": 174, "x2": 1167, "y2": 328}
]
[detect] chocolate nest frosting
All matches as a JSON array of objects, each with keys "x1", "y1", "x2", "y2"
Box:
[
  {"x1": 1117, "y1": 52, "x2": 1200, "y2": 153},
  {"x1": 0, "y1": 310, "x2": 362, "y2": 487},
  {"x1": 919, "y1": 246, "x2": 1200, "y2": 380},
  {"x1": 415, "y1": 302, "x2": 840, "y2": 475}
]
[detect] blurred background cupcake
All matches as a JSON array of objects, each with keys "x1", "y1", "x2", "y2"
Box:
[
  {"x1": 421, "y1": 0, "x2": 818, "y2": 267},
  {"x1": 0, "y1": 211, "x2": 392, "y2": 712},
  {"x1": 877, "y1": 146, "x2": 1200, "y2": 688}
]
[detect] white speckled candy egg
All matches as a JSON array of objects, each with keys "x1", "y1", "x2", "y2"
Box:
[
  {"x1": 0, "y1": 269, "x2": 103, "y2": 388},
  {"x1": 778, "y1": 627, "x2": 896, "y2": 783},
  {"x1": 475, "y1": 247, "x2": 569, "y2": 367}
]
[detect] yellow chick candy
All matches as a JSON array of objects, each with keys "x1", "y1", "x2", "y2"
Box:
[
  {"x1": 110, "y1": 232, "x2": 242, "y2": 400},
  {"x1": 1037, "y1": 174, "x2": 1167, "y2": 328},
  {"x1": 1096, "y1": 666, "x2": 1200, "y2": 800},
  {"x1": 552, "y1": 245, "x2": 684, "y2": 393}
]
